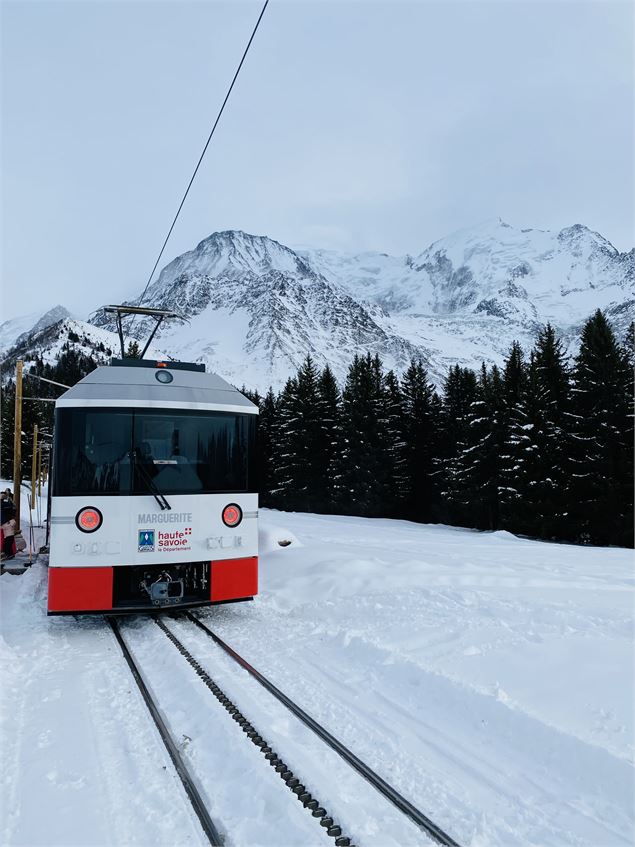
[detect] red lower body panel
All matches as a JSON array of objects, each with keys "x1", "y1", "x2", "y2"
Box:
[
  {"x1": 210, "y1": 557, "x2": 258, "y2": 602},
  {"x1": 47, "y1": 556, "x2": 258, "y2": 613},
  {"x1": 48, "y1": 566, "x2": 113, "y2": 613}
]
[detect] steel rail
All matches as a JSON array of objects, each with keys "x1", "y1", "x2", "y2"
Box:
[
  {"x1": 155, "y1": 617, "x2": 354, "y2": 846},
  {"x1": 185, "y1": 611, "x2": 462, "y2": 847},
  {"x1": 108, "y1": 618, "x2": 223, "y2": 846}
]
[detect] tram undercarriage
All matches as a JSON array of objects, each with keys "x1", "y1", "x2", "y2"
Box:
[{"x1": 114, "y1": 561, "x2": 211, "y2": 608}]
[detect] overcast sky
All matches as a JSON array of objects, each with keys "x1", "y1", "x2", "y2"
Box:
[{"x1": 1, "y1": 0, "x2": 633, "y2": 321}]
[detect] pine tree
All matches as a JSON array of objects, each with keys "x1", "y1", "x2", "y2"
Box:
[
  {"x1": 532, "y1": 324, "x2": 571, "y2": 539},
  {"x1": 269, "y1": 356, "x2": 322, "y2": 511},
  {"x1": 126, "y1": 340, "x2": 141, "y2": 358},
  {"x1": 502, "y1": 342, "x2": 527, "y2": 412},
  {"x1": 568, "y1": 310, "x2": 633, "y2": 546},
  {"x1": 291, "y1": 355, "x2": 323, "y2": 512},
  {"x1": 314, "y1": 365, "x2": 344, "y2": 513},
  {"x1": 499, "y1": 351, "x2": 542, "y2": 534},
  {"x1": 269, "y1": 377, "x2": 299, "y2": 509},
  {"x1": 0, "y1": 379, "x2": 16, "y2": 479},
  {"x1": 257, "y1": 388, "x2": 277, "y2": 506},
  {"x1": 399, "y1": 360, "x2": 441, "y2": 521},
  {"x1": 340, "y1": 353, "x2": 394, "y2": 516},
  {"x1": 381, "y1": 369, "x2": 407, "y2": 515},
  {"x1": 447, "y1": 363, "x2": 505, "y2": 530},
  {"x1": 437, "y1": 365, "x2": 478, "y2": 525},
  {"x1": 499, "y1": 342, "x2": 529, "y2": 529},
  {"x1": 500, "y1": 326, "x2": 572, "y2": 539}
]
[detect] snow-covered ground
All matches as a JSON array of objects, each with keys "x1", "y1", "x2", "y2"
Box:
[{"x1": 1, "y1": 510, "x2": 633, "y2": 846}]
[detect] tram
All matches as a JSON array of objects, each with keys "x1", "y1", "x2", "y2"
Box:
[{"x1": 47, "y1": 357, "x2": 258, "y2": 614}]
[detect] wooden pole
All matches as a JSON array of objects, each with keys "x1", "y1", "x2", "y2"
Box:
[
  {"x1": 31, "y1": 425, "x2": 38, "y2": 510},
  {"x1": 12, "y1": 360, "x2": 23, "y2": 531},
  {"x1": 37, "y1": 446, "x2": 42, "y2": 497}
]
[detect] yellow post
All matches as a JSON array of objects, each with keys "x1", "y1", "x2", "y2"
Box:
[
  {"x1": 12, "y1": 360, "x2": 23, "y2": 531},
  {"x1": 31, "y1": 425, "x2": 38, "y2": 510}
]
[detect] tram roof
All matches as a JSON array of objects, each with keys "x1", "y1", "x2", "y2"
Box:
[{"x1": 55, "y1": 362, "x2": 258, "y2": 414}]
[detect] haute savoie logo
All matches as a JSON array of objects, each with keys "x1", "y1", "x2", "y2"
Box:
[{"x1": 157, "y1": 527, "x2": 192, "y2": 551}]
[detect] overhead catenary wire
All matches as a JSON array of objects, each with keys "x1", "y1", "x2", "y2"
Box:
[
  {"x1": 22, "y1": 373, "x2": 71, "y2": 390},
  {"x1": 127, "y1": 0, "x2": 270, "y2": 344}
]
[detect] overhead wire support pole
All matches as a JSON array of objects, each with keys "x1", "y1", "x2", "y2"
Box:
[
  {"x1": 116, "y1": 312, "x2": 126, "y2": 358},
  {"x1": 127, "y1": 0, "x2": 270, "y2": 343},
  {"x1": 139, "y1": 315, "x2": 164, "y2": 359},
  {"x1": 103, "y1": 305, "x2": 186, "y2": 360},
  {"x1": 31, "y1": 425, "x2": 38, "y2": 511},
  {"x1": 13, "y1": 360, "x2": 23, "y2": 531}
]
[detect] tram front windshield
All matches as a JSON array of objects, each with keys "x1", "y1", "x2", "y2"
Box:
[{"x1": 53, "y1": 408, "x2": 256, "y2": 496}]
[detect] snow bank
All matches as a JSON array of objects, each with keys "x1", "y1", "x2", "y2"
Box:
[{"x1": 258, "y1": 522, "x2": 302, "y2": 553}]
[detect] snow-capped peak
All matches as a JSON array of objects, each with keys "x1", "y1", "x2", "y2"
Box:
[
  {"x1": 0, "y1": 304, "x2": 72, "y2": 358},
  {"x1": 147, "y1": 230, "x2": 315, "y2": 304},
  {"x1": 9, "y1": 221, "x2": 632, "y2": 391}
]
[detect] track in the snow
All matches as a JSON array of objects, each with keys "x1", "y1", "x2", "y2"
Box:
[
  {"x1": 113, "y1": 609, "x2": 462, "y2": 847},
  {"x1": 155, "y1": 615, "x2": 356, "y2": 847},
  {"x1": 179, "y1": 611, "x2": 463, "y2": 847},
  {"x1": 109, "y1": 618, "x2": 223, "y2": 847}
]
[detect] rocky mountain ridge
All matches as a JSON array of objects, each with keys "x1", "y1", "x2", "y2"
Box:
[{"x1": 4, "y1": 220, "x2": 633, "y2": 389}]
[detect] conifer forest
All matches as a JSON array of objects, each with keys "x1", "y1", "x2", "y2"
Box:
[{"x1": 2, "y1": 309, "x2": 632, "y2": 547}]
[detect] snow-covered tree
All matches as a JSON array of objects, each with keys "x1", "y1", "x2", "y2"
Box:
[
  {"x1": 340, "y1": 354, "x2": 394, "y2": 516},
  {"x1": 399, "y1": 360, "x2": 441, "y2": 521},
  {"x1": 270, "y1": 357, "x2": 324, "y2": 512},
  {"x1": 500, "y1": 326, "x2": 572, "y2": 539},
  {"x1": 313, "y1": 364, "x2": 344, "y2": 513},
  {"x1": 257, "y1": 388, "x2": 277, "y2": 506},
  {"x1": 437, "y1": 365, "x2": 478, "y2": 524},
  {"x1": 443, "y1": 363, "x2": 505, "y2": 530},
  {"x1": 567, "y1": 310, "x2": 633, "y2": 545}
]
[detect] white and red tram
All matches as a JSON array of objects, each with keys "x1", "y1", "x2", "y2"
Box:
[{"x1": 47, "y1": 358, "x2": 258, "y2": 614}]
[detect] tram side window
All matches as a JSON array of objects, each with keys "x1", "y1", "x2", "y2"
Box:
[
  {"x1": 54, "y1": 409, "x2": 132, "y2": 496},
  {"x1": 132, "y1": 411, "x2": 255, "y2": 494}
]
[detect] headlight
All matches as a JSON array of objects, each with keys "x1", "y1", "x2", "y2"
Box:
[
  {"x1": 222, "y1": 504, "x2": 242, "y2": 528},
  {"x1": 75, "y1": 507, "x2": 103, "y2": 533}
]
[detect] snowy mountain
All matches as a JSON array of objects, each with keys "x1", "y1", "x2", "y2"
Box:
[
  {"x1": 303, "y1": 220, "x2": 632, "y2": 325},
  {"x1": 0, "y1": 317, "x2": 164, "y2": 380},
  {"x1": 91, "y1": 221, "x2": 632, "y2": 388},
  {"x1": 0, "y1": 305, "x2": 71, "y2": 358},
  {"x1": 91, "y1": 230, "x2": 425, "y2": 388},
  {"x1": 5, "y1": 220, "x2": 633, "y2": 389},
  {"x1": 300, "y1": 219, "x2": 633, "y2": 379}
]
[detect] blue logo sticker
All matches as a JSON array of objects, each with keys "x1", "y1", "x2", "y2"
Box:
[{"x1": 138, "y1": 530, "x2": 155, "y2": 552}]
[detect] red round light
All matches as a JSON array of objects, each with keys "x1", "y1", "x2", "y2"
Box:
[
  {"x1": 76, "y1": 507, "x2": 103, "y2": 533},
  {"x1": 222, "y1": 504, "x2": 242, "y2": 528}
]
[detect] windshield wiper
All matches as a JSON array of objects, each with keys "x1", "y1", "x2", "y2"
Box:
[{"x1": 132, "y1": 450, "x2": 172, "y2": 511}]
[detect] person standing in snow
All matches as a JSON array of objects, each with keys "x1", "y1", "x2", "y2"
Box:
[{"x1": 1, "y1": 491, "x2": 17, "y2": 560}]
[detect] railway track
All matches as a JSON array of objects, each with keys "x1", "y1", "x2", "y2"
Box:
[
  {"x1": 108, "y1": 618, "x2": 223, "y2": 846},
  {"x1": 110, "y1": 613, "x2": 462, "y2": 847}
]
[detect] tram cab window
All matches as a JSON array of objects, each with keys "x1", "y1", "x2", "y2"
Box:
[
  {"x1": 54, "y1": 407, "x2": 256, "y2": 496},
  {"x1": 54, "y1": 409, "x2": 132, "y2": 495},
  {"x1": 132, "y1": 410, "x2": 255, "y2": 494}
]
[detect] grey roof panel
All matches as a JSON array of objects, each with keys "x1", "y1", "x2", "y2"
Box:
[{"x1": 56, "y1": 364, "x2": 257, "y2": 412}]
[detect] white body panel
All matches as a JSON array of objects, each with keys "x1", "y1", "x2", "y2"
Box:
[{"x1": 49, "y1": 493, "x2": 258, "y2": 568}]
